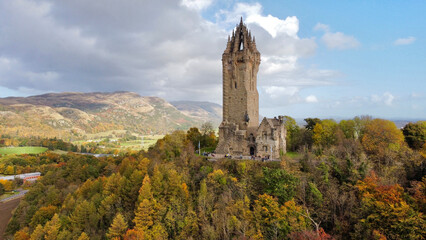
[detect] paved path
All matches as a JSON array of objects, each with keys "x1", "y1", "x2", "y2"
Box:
[
  {"x1": 207, "y1": 154, "x2": 281, "y2": 162},
  {"x1": 0, "y1": 190, "x2": 28, "y2": 203}
]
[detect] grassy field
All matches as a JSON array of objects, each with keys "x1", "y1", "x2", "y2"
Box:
[
  {"x1": 51, "y1": 149, "x2": 69, "y2": 155},
  {"x1": 285, "y1": 151, "x2": 300, "y2": 158},
  {"x1": 85, "y1": 130, "x2": 127, "y2": 139},
  {"x1": 120, "y1": 135, "x2": 164, "y2": 150},
  {"x1": 0, "y1": 147, "x2": 48, "y2": 155},
  {"x1": 201, "y1": 147, "x2": 215, "y2": 153}
]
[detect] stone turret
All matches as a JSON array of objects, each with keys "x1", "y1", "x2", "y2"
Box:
[
  {"x1": 215, "y1": 18, "x2": 286, "y2": 159},
  {"x1": 222, "y1": 18, "x2": 260, "y2": 134},
  {"x1": 216, "y1": 18, "x2": 261, "y2": 155}
]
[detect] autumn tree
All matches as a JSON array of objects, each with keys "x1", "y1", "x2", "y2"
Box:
[
  {"x1": 69, "y1": 200, "x2": 99, "y2": 235},
  {"x1": 200, "y1": 122, "x2": 214, "y2": 135},
  {"x1": 353, "y1": 115, "x2": 372, "y2": 139},
  {"x1": 13, "y1": 227, "x2": 30, "y2": 240},
  {"x1": 0, "y1": 179, "x2": 13, "y2": 191},
  {"x1": 354, "y1": 174, "x2": 426, "y2": 239},
  {"x1": 107, "y1": 213, "x2": 128, "y2": 239},
  {"x1": 305, "y1": 118, "x2": 321, "y2": 131},
  {"x1": 361, "y1": 119, "x2": 405, "y2": 165},
  {"x1": 186, "y1": 127, "x2": 201, "y2": 151},
  {"x1": 78, "y1": 232, "x2": 90, "y2": 240},
  {"x1": 402, "y1": 121, "x2": 426, "y2": 150},
  {"x1": 43, "y1": 214, "x2": 61, "y2": 240},
  {"x1": 312, "y1": 119, "x2": 338, "y2": 148},
  {"x1": 253, "y1": 194, "x2": 308, "y2": 239},
  {"x1": 282, "y1": 116, "x2": 301, "y2": 151},
  {"x1": 30, "y1": 205, "x2": 57, "y2": 229},
  {"x1": 338, "y1": 119, "x2": 356, "y2": 139},
  {"x1": 137, "y1": 175, "x2": 153, "y2": 204},
  {"x1": 262, "y1": 168, "x2": 299, "y2": 204},
  {"x1": 30, "y1": 225, "x2": 44, "y2": 240}
]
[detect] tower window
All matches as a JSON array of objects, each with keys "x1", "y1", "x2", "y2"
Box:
[{"x1": 235, "y1": 82, "x2": 237, "y2": 89}]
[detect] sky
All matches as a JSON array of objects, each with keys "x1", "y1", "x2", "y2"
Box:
[{"x1": 0, "y1": 0, "x2": 425, "y2": 119}]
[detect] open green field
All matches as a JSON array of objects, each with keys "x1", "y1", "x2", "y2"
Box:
[
  {"x1": 51, "y1": 149, "x2": 69, "y2": 155},
  {"x1": 120, "y1": 135, "x2": 164, "y2": 150},
  {"x1": 85, "y1": 130, "x2": 127, "y2": 139},
  {"x1": 285, "y1": 151, "x2": 300, "y2": 158},
  {"x1": 0, "y1": 147, "x2": 48, "y2": 155}
]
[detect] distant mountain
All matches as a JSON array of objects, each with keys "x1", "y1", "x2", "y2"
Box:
[
  {"x1": 171, "y1": 101, "x2": 222, "y2": 127},
  {"x1": 0, "y1": 92, "x2": 221, "y2": 140}
]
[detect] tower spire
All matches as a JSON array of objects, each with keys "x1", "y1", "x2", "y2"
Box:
[{"x1": 217, "y1": 18, "x2": 261, "y2": 156}]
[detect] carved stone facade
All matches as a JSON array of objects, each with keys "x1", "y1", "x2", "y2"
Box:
[{"x1": 215, "y1": 18, "x2": 286, "y2": 159}]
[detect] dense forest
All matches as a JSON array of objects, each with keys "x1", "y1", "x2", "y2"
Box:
[{"x1": 3, "y1": 116, "x2": 426, "y2": 239}]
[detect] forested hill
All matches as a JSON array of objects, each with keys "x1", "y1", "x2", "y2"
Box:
[
  {"x1": 4, "y1": 121, "x2": 426, "y2": 239},
  {"x1": 0, "y1": 92, "x2": 221, "y2": 139}
]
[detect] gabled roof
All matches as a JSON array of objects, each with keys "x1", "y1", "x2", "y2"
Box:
[{"x1": 258, "y1": 117, "x2": 283, "y2": 130}]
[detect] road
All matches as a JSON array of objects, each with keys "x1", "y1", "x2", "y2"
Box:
[
  {"x1": 0, "y1": 190, "x2": 28, "y2": 239},
  {"x1": 0, "y1": 190, "x2": 28, "y2": 203}
]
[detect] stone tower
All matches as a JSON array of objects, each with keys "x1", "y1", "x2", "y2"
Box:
[{"x1": 216, "y1": 18, "x2": 261, "y2": 156}]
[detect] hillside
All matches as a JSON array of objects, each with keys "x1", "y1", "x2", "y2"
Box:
[
  {"x1": 170, "y1": 101, "x2": 222, "y2": 127},
  {"x1": 0, "y1": 92, "x2": 221, "y2": 140}
]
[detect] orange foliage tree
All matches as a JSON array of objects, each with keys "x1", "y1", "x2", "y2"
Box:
[{"x1": 354, "y1": 173, "x2": 425, "y2": 239}]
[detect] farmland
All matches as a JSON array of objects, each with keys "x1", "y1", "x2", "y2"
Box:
[{"x1": 0, "y1": 147, "x2": 48, "y2": 155}]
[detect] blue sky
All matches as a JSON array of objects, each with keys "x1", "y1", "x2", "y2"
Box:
[
  {"x1": 0, "y1": 0, "x2": 425, "y2": 119},
  {"x1": 202, "y1": 0, "x2": 426, "y2": 119}
]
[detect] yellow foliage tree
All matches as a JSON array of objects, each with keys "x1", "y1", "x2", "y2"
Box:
[
  {"x1": 43, "y1": 214, "x2": 61, "y2": 240},
  {"x1": 134, "y1": 199, "x2": 155, "y2": 232},
  {"x1": 312, "y1": 119, "x2": 337, "y2": 147},
  {"x1": 30, "y1": 224, "x2": 44, "y2": 240},
  {"x1": 362, "y1": 119, "x2": 405, "y2": 163},
  {"x1": 5, "y1": 165, "x2": 15, "y2": 175},
  {"x1": 13, "y1": 227, "x2": 30, "y2": 240},
  {"x1": 0, "y1": 179, "x2": 13, "y2": 191},
  {"x1": 107, "y1": 213, "x2": 128, "y2": 239},
  {"x1": 77, "y1": 232, "x2": 90, "y2": 240}
]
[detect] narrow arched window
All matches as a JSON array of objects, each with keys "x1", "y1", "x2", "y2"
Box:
[{"x1": 235, "y1": 82, "x2": 237, "y2": 89}]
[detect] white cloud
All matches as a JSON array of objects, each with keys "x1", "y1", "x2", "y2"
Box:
[
  {"x1": 322, "y1": 32, "x2": 360, "y2": 50},
  {"x1": 371, "y1": 92, "x2": 394, "y2": 106},
  {"x1": 247, "y1": 15, "x2": 299, "y2": 38},
  {"x1": 394, "y1": 36, "x2": 416, "y2": 45},
  {"x1": 383, "y1": 92, "x2": 394, "y2": 106},
  {"x1": 264, "y1": 86, "x2": 299, "y2": 99},
  {"x1": 314, "y1": 22, "x2": 360, "y2": 50},
  {"x1": 305, "y1": 95, "x2": 318, "y2": 103},
  {"x1": 410, "y1": 92, "x2": 422, "y2": 98},
  {"x1": 218, "y1": 3, "x2": 299, "y2": 38},
  {"x1": 313, "y1": 23, "x2": 330, "y2": 32},
  {"x1": 181, "y1": 0, "x2": 213, "y2": 11},
  {"x1": 0, "y1": 0, "x2": 340, "y2": 110},
  {"x1": 261, "y1": 56, "x2": 298, "y2": 74},
  {"x1": 216, "y1": 3, "x2": 338, "y2": 108}
]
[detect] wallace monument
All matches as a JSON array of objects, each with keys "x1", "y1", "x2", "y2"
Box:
[{"x1": 216, "y1": 18, "x2": 287, "y2": 159}]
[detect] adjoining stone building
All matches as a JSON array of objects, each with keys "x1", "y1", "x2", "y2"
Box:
[{"x1": 215, "y1": 18, "x2": 286, "y2": 159}]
